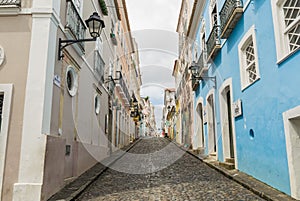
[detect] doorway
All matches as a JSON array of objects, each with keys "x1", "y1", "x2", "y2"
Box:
[
  {"x1": 220, "y1": 84, "x2": 235, "y2": 162},
  {"x1": 207, "y1": 94, "x2": 216, "y2": 156},
  {"x1": 196, "y1": 102, "x2": 205, "y2": 149},
  {"x1": 283, "y1": 106, "x2": 300, "y2": 199}
]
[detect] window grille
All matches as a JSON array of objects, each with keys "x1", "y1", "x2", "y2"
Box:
[
  {"x1": 245, "y1": 41, "x2": 257, "y2": 83},
  {"x1": 283, "y1": 0, "x2": 300, "y2": 52}
]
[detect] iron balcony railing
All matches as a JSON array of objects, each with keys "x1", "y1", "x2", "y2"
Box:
[
  {"x1": 219, "y1": 0, "x2": 243, "y2": 39},
  {"x1": 94, "y1": 51, "x2": 105, "y2": 84},
  {"x1": 0, "y1": 0, "x2": 20, "y2": 6},
  {"x1": 206, "y1": 25, "x2": 221, "y2": 61},
  {"x1": 116, "y1": 72, "x2": 131, "y2": 105},
  {"x1": 66, "y1": 0, "x2": 86, "y2": 52}
]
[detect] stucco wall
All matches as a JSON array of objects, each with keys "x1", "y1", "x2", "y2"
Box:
[
  {"x1": 193, "y1": 0, "x2": 299, "y2": 195},
  {"x1": 0, "y1": 15, "x2": 31, "y2": 201}
]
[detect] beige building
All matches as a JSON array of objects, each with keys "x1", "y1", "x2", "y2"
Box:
[
  {"x1": 0, "y1": 0, "x2": 140, "y2": 200},
  {"x1": 174, "y1": 0, "x2": 194, "y2": 147}
]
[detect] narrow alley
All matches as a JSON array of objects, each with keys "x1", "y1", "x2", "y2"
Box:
[{"x1": 74, "y1": 138, "x2": 264, "y2": 201}]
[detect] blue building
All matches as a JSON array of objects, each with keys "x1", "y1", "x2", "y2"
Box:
[{"x1": 186, "y1": 0, "x2": 300, "y2": 199}]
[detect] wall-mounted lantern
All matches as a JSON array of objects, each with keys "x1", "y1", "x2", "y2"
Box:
[
  {"x1": 58, "y1": 12, "x2": 105, "y2": 60},
  {"x1": 189, "y1": 61, "x2": 216, "y2": 89}
]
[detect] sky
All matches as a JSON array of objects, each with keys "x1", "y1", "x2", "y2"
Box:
[{"x1": 126, "y1": 0, "x2": 182, "y2": 129}]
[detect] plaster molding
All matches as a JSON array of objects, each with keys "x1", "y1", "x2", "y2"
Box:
[
  {"x1": 283, "y1": 106, "x2": 300, "y2": 199},
  {"x1": 218, "y1": 78, "x2": 238, "y2": 168}
]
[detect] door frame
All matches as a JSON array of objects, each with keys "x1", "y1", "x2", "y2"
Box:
[
  {"x1": 206, "y1": 89, "x2": 217, "y2": 157},
  {"x1": 219, "y1": 78, "x2": 237, "y2": 167},
  {"x1": 194, "y1": 97, "x2": 205, "y2": 149},
  {"x1": 283, "y1": 105, "x2": 300, "y2": 199},
  {"x1": 0, "y1": 84, "x2": 13, "y2": 200}
]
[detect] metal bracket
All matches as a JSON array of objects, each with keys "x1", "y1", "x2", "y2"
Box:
[{"x1": 58, "y1": 37, "x2": 96, "y2": 60}]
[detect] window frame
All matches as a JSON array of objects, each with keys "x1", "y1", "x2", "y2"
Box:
[
  {"x1": 271, "y1": 0, "x2": 300, "y2": 63},
  {"x1": 94, "y1": 93, "x2": 101, "y2": 115},
  {"x1": 66, "y1": 65, "x2": 79, "y2": 97},
  {"x1": 209, "y1": 0, "x2": 218, "y2": 31},
  {"x1": 238, "y1": 25, "x2": 260, "y2": 91}
]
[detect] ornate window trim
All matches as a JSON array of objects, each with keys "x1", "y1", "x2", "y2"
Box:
[
  {"x1": 271, "y1": 0, "x2": 300, "y2": 63},
  {"x1": 238, "y1": 25, "x2": 260, "y2": 90},
  {"x1": 66, "y1": 65, "x2": 78, "y2": 97}
]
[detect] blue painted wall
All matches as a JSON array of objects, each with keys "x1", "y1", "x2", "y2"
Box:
[{"x1": 192, "y1": 0, "x2": 300, "y2": 195}]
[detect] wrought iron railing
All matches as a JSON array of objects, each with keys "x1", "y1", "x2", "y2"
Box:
[
  {"x1": 116, "y1": 72, "x2": 131, "y2": 103},
  {"x1": 94, "y1": 51, "x2": 105, "y2": 83},
  {"x1": 66, "y1": 0, "x2": 86, "y2": 51},
  {"x1": 220, "y1": 0, "x2": 243, "y2": 38},
  {"x1": 0, "y1": 0, "x2": 20, "y2": 6},
  {"x1": 206, "y1": 25, "x2": 221, "y2": 60}
]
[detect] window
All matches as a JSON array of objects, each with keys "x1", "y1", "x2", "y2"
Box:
[
  {"x1": 94, "y1": 94, "x2": 101, "y2": 115},
  {"x1": 271, "y1": 0, "x2": 300, "y2": 62},
  {"x1": 66, "y1": 66, "x2": 78, "y2": 97},
  {"x1": 210, "y1": 0, "x2": 218, "y2": 30},
  {"x1": 238, "y1": 26, "x2": 260, "y2": 90},
  {"x1": 94, "y1": 50, "x2": 105, "y2": 83},
  {"x1": 283, "y1": 0, "x2": 300, "y2": 52},
  {"x1": 200, "y1": 20, "x2": 206, "y2": 52}
]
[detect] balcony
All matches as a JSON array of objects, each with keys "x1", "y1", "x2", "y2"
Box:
[
  {"x1": 115, "y1": 72, "x2": 131, "y2": 106},
  {"x1": 94, "y1": 51, "x2": 105, "y2": 84},
  {"x1": 220, "y1": 0, "x2": 243, "y2": 39},
  {"x1": 0, "y1": 0, "x2": 21, "y2": 14},
  {"x1": 0, "y1": 0, "x2": 20, "y2": 6},
  {"x1": 65, "y1": 0, "x2": 86, "y2": 52},
  {"x1": 206, "y1": 25, "x2": 221, "y2": 61}
]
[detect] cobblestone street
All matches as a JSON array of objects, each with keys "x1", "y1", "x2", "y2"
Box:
[{"x1": 75, "y1": 137, "x2": 265, "y2": 201}]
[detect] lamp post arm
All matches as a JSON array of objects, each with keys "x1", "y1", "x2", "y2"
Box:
[
  {"x1": 192, "y1": 76, "x2": 217, "y2": 89},
  {"x1": 58, "y1": 37, "x2": 97, "y2": 60}
]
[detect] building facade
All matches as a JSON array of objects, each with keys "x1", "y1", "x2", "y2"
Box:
[
  {"x1": 175, "y1": 0, "x2": 300, "y2": 199},
  {"x1": 0, "y1": 0, "x2": 140, "y2": 200},
  {"x1": 174, "y1": 0, "x2": 194, "y2": 147}
]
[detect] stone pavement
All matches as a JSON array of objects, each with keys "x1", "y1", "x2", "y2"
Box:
[
  {"x1": 49, "y1": 137, "x2": 296, "y2": 201},
  {"x1": 75, "y1": 137, "x2": 265, "y2": 201}
]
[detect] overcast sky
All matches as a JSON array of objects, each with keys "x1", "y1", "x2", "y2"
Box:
[{"x1": 126, "y1": 0, "x2": 181, "y2": 129}]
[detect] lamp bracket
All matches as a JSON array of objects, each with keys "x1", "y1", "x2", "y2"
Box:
[
  {"x1": 192, "y1": 76, "x2": 216, "y2": 89},
  {"x1": 58, "y1": 37, "x2": 96, "y2": 60}
]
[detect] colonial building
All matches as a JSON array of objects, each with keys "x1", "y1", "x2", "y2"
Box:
[
  {"x1": 0, "y1": 0, "x2": 140, "y2": 200},
  {"x1": 176, "y1": 0, "x2": 300, "y2": 199},
  {"x1": 174, "y1": 0, "x2": 194, "y2": 147}
]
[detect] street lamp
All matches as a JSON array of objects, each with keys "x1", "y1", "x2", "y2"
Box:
[
  {"x1": 58, "y1": 12, "x2": 105, "y2": 60},
  {"x1": 189, "y1": 61, "x2": 199, "y2": 76},
  {"x1": 188, "y1": 61, "x2": 216, "y2": 89}
]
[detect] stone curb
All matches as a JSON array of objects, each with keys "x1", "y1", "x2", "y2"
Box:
[
  {"x1": 170, "y1": 140, "x2": 296, "y2": 201},
  {"x1": 48, "y1": 138, "x2": 142, "y2": 201}
]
